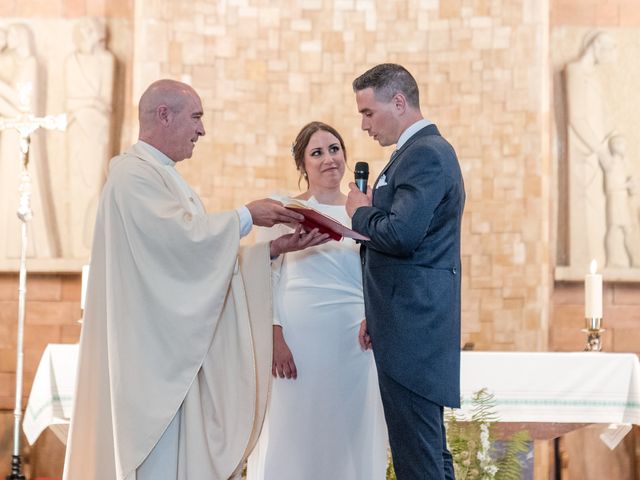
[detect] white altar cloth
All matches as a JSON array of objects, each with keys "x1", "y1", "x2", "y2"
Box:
[
  {"x1": 23, "y1": 343, "x2": 78, "y2": 445},
  {"x1": 23, "y1": 346, "x2": 640, "y2": 446},
  {"x1": 459, "y1": 351, "x2": 640, "y2": 425}
]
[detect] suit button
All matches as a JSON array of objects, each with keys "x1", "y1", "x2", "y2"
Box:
[{"x1": 452, "y1": 267, "x2": 457, "y2": 274}]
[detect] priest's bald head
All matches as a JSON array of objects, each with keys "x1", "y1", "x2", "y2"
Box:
[{"x1": 138, "y1": 79, "x2": 206, "y2": 162}]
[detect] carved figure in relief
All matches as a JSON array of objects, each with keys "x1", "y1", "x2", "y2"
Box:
[
  {"x1": 0, "y1": 23, "x2": 61, "y2": 260},
  {"x1": 565, "y1": 31, "x2": 617, "y2": 269},
  {"x1": 65, "y1": 18, "x2": 115, "y2": 258},
  {"x1": 0, "y1": 27, "x2": 16, "y2": 114},
  {"x1": 600, "y1": 134, "x2": 640, "y2": 267}
]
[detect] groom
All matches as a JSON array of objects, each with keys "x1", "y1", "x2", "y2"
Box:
[{"x1": 346, "y1": 63, "x2": 465, "y2": 479}]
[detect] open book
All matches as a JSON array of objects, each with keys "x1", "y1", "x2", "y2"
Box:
[{"x1": 283, "y1": 198, "x2": 370, "y2": 242}]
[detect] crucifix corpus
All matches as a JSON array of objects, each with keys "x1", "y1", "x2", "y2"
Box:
[{"x1": 0, "y1": 82, "x2": 66, "y2": 480}]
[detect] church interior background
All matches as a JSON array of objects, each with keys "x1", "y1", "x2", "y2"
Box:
[{"x1": 0, "y1": 0, "x2": 639, "y2": 478}]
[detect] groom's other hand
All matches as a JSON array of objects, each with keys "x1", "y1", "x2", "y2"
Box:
[{"x1": 358, "y1": 319, "x2": 372, "y2": 351}]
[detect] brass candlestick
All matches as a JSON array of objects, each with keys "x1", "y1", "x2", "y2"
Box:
[{"x1": 583, "y1": 317, "x2": 605, "y2": 351}]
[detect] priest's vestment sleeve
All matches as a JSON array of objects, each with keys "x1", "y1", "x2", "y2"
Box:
[{"x1": 63, "y1": 145, "x2": 273, "y2": 480}]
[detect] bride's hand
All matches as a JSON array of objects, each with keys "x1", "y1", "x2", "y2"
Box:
[{"x1": 273, "y1": 326, "x2": 298, "y2": 379}]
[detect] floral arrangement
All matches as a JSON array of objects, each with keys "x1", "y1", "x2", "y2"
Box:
[
  {"x1": 386, "y1": 389, "x2": 529, "y2": 480},
  {"x1": 446, "y1": 388, "x2": 530, "y2": 480}
]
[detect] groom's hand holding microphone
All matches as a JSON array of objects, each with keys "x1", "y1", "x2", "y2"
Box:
[{"x1": 346, "y1": 161, "x2": 372, "y2": 218}]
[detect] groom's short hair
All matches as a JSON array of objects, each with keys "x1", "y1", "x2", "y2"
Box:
[{"x1": 352, "y1": 63, "x2": 420, "y2": 109}]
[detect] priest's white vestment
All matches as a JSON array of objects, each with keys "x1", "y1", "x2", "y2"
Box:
[{"x1": 63, "y1": 142, "x2": 272, "y2": 480}]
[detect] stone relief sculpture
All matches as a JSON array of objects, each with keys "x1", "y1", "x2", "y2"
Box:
[
  {"x1": 64, "y1": 18, "x2": 115, "y2": 258},
  {"x1": 0, "y1": 23, "x2": 61, "y2": 259},
  {"x1": 600, "y1": 134, "x2": 640, "y2": 267},
  {"x1": 565, "y1": 31, "x2": 617, "y2": 269}
]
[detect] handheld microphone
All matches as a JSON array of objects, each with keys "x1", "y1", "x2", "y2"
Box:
[{"x1": 354, "y1": 162, "x2": 369, "y2": 194}]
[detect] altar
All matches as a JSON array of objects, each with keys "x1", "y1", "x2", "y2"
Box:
[
  {"x1": 459, "y1": 351, "x2": 640, "y2": 447},
  {"x1": 24, "y1": 346, "x2": 640, "y2": 449},
  {"x1": 23, "y1": 344, "x2": 78, "y2": 446}
]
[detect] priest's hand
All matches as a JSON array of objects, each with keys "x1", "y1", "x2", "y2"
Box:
[
  {"x1": 273, "y1": 326, "x2": 297, "y2": 379},
  {"x1": 269, "y1": 225, "x2": 330, "y2": 258},
  {"x1": 358, "y1": 319, "x2": 372, "y2": 351},
  {"x1": 246, "y1": 198, "x2": 304, "y2": 227},
  {"x1": 346, "y1": 182, "x2": 373, "y2": 218}
]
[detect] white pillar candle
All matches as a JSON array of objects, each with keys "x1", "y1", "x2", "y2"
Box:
[
  {"x1": 584, "y1": 259, "x2": 602, "y2": 319},
  {"x1": 81, "y1": 264, "x2": 90, "y2": 311}
]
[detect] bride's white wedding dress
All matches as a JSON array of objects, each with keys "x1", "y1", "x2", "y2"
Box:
[{"x1": 247, "y1": 198, "x2": 387, "y2": 480}]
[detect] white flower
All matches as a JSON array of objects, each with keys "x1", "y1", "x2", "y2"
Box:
[{"x1": 477, "y1": 423, "x2": 498, "y2": 479}]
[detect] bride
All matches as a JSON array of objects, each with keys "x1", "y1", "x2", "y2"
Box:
[{"x1": 247, "y1": 121, "x2": 387, "y2": 480}]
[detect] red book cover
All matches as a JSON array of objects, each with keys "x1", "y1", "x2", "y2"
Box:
[{"x1": 284, "y1": 201, "x2": 370, "y2": 242}]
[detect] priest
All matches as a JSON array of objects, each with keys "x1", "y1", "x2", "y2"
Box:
[{"x1": 62, "y1": 79, "x2": 328, "y2": 480}]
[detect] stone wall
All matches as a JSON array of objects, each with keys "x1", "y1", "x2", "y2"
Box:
[
  {"x1": 130, "y1": 0, "x2": 552, "y2": 353},
  {"x1": 0, "y1": 0, "x2": 131, "y2": 17},
  {"x1": 551, "y1": 0, "x2": 640, "y2": 26}
]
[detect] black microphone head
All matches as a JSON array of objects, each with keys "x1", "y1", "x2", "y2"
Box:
[
  {"x1": 354, "y1": 161, "x2": 369, "y2": 193},
  {"x1": 354, "y1": 161, "x2": 369, "y2": 178}
]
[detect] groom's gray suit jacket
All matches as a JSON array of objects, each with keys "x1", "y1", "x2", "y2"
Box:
[{"x1": 352, "y1": 123, "x2": 465, "y2": 408}]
